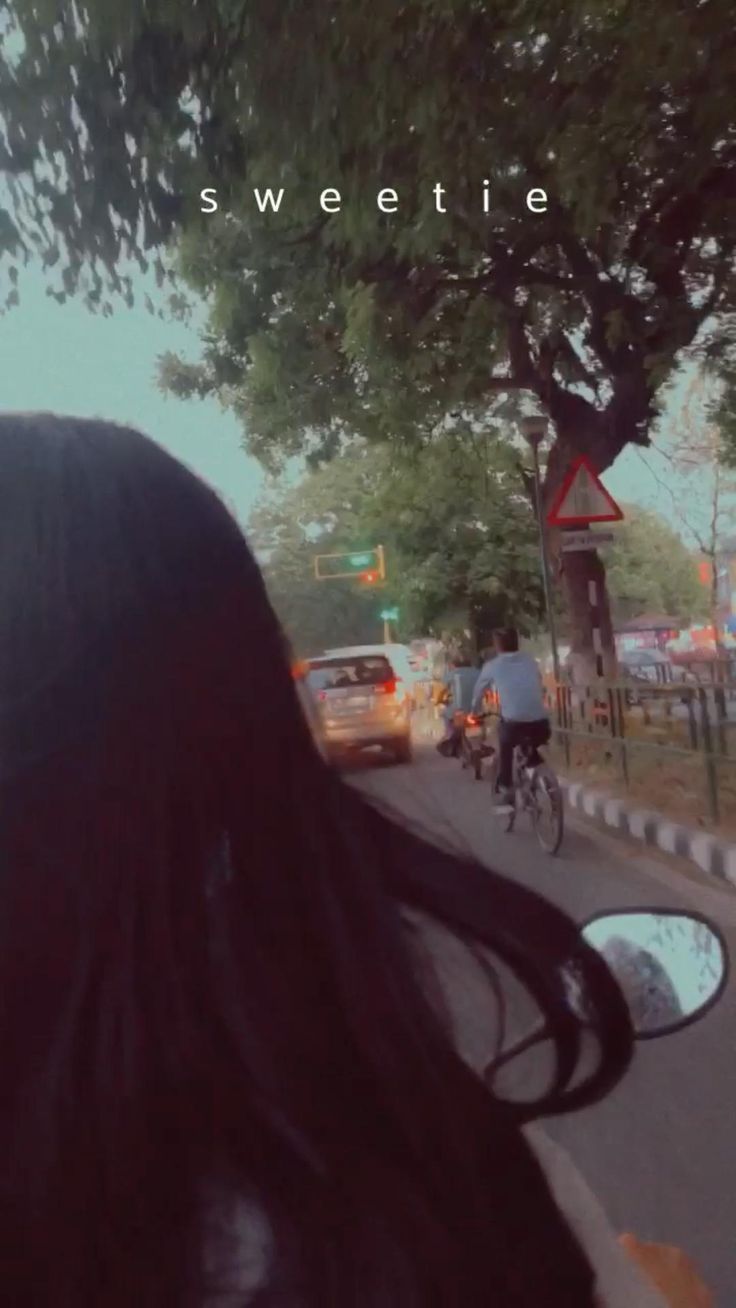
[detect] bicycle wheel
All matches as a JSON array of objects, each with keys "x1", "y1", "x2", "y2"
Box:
[
  {"x1": 460, "y1": 733, "x2": 473, "y2": 772},
  {"x1": 487, "y1": 753, "x2": 516, "y2": 831},
  {"x1": 481, "y1": 758, "x2": 515, "y2": 826},
  {"x1": 530, "y1": 764, "x2": 564, "y2": 855}
]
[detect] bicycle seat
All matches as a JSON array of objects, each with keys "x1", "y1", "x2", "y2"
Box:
[
  {"x1": 516, "y1": 736, "x2": 544, "y2": 766},
  {"x1": 517, "y1": 733, "x2": 539, "y2": 751}
]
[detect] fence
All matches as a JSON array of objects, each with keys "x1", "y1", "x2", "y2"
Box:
[{"x1": 547, "y1": 679, "x2": 736, "y2": 825}]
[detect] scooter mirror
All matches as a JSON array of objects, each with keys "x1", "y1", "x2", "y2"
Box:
[{"x1": 581, "y1": 909, "x2": 728, "y2": 1039}]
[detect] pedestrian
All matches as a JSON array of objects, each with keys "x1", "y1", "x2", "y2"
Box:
[{"x1": 0, "y1": 413, "x2": 704, "y2": 1307}]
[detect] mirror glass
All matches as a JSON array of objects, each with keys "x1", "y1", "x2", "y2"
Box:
[{"x1": 582, "y1": 911, "x2": 726, "y2": 1037}]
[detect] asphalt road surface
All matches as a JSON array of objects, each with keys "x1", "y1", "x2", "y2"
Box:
[{"x1": 351, "y1": 738, "x2": 736, "y2": 1303}]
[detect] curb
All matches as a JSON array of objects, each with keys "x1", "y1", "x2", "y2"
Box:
[
  {"x1": 412, "y1": 714, "x2": 736, "y2": 889},
  {"x1": 561, "y1": 779, "x2": 736, "y2": 890}
]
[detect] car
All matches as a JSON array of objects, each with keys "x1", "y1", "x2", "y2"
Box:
[
  {"x1": 324, "y1": 643, "x2": 421, "y2": 707},
  {"x1": 292, "y1": 659, "x2": 327, "y2": 758},
  {"x1": 619, "y1": 648, "x2": 690, "y2": 706},
  {"x1": 306, "y1": 646, "x2": 414, "y2": 764},
  {"x1": 620, "y1": 649, "x2": 673, "y2": 682}
]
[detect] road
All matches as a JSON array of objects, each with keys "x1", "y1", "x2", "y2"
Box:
[{"x1": 352, "y1": 737, "x2": 736, "y2": 1303}]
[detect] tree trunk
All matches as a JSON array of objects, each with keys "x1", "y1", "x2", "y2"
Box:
[
  {"x1": 709, "y1": 554, "x2": 724, "y2": 653},
  {"x1": 541, "y1": 437, "x2": 619, "y2": 687},
  {"x1": 559, "y1": 546, "x2": 617, "y2": 685}
]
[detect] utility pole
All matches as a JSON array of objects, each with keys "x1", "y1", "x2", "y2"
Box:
[
  {"x1": 520, "y1": 415, "x2": 560, "y2": 682},
  {"x1": 380, "y1": 606, "x2": 400, "y2": 645}
]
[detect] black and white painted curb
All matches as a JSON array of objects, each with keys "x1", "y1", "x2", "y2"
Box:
[
  {"x1": 562, "y1": 779, "x2": 736, "y2": 889},
  {"x1": 414, "y1": 711, "x2": 736, "y2": 888}
]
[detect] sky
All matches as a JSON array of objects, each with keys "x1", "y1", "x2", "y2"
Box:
[
  {"x1": 0, "y1": 266, "x2": 266, "y2": 527},
  {"x1": 0, "y1": 262, "x2": 713, "y2": 541}
]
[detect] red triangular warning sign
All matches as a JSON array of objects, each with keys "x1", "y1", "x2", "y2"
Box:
[{"x1": 546, "y1": 456, "x2": 624, "y2": 526}]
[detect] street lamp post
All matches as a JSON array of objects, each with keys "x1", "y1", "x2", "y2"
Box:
[{"x1": 520, "y1": 416, "x2": 560, "y2": 683}]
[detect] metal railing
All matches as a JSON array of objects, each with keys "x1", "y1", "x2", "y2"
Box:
[{"x1": 546, "y1": 678, "x2": 736, "y2": 823}]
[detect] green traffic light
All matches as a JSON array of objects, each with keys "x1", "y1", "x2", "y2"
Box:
[{"x1": 349, "y1": 553, "x2": 372, "y2": 568}]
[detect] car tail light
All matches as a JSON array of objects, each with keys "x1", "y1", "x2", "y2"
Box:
[
  {"x1": 374, "y1": 678, "x2": 397, "y2": 696},
  {"x1": 318, "y1": 691, "x2": 327, "y2": 702}
]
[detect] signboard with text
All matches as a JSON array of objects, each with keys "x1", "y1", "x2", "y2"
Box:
[{"x1": 560, "y1": 528, "x2": 615, "y2": 552}]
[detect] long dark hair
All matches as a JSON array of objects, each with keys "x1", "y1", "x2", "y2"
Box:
[{"x1": 0, "y1": 414, "x2": 632, "y2": 1307}]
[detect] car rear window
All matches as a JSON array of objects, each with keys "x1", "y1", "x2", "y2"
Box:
[{"x1": 307, "y1": 656, "x2": 394, "y2": 691}]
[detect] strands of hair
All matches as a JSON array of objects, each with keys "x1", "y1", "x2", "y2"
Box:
[{"x1": 0, "y1": 414, "x2": 632, "y2": 1306}]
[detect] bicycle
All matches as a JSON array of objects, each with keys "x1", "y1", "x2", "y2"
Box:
[
  {"x1": 469, "y1": 713, "x2": 564, "y2": 855},
  {"x1": 455, "y1": 711, "x2": 493, "y2": 780}
]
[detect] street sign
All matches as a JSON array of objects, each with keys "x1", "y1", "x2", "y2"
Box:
[
  {"x1": 561, "y1": 529, "x2": 615, "y2": 553},
  {"x1": 380, "y1": 607, "x2": 399, "y2": 621},
  {"x1": 314, "y1": 544, "x2": 386, "y2": 581},
  {"x1": 547, "y1": 456, "x2": 624, "y2": 526}
]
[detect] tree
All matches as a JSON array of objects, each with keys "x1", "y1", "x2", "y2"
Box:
[
  {"x1": 604, "y1": 505, "x2": 708, "y2": 628},
  {"x1": 710, "y1": 331, "x2": 736, "y2": 467},
  {"x1": 640, "y1": 375, "x2": 736, "y2": 646},
  {"x1": 2, "y1": 0, "x2": 735, "y2": 674},
  {"x1": 249, "y1": 431, "x2": 545, "y2": 655},
  {"x1": 249, "y1": 456, "x2": 390, "y2": 654}
]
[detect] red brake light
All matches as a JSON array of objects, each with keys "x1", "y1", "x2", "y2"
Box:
[{"x1": 374, "y1": 678, "x2": 397, "y2": 695}]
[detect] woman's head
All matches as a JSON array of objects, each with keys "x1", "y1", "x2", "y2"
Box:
[
  {"x1": 0, "y1": 412, "x2": 299, "y2": 770},
  {"x1": 600, "y1": 937, "x2": 683, "y2": 1034},
  {"x1": 0, "y1": 415, "x2": 632, "y2": 1307},
  {"x1": 0, "y1": 414, "x2": 334, "y2": 1296}
]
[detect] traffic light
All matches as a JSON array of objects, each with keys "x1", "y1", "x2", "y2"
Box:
[{"x1": 314, "y1": 545, "x2": 386, "y2": 581}]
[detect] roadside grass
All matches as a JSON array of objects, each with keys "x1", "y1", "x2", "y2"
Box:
[{"x1": 549, "y1": 712, "x2": 736, "y2": 839}]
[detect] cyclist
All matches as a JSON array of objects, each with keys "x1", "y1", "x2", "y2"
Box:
[
  {"x1": 437, "y1": 647, "x2": 477, "y2": 758},
  {"x1": 471, "y1": 627, "x2": 551, "y2": 811}
]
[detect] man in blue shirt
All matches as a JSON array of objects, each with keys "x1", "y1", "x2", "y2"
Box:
[
  {"x1": 436, "y1": 649, "x2": 478, "y2": 757},
  {"x1": 471, "y1": 628, "x2": 550, "y2": 808}
]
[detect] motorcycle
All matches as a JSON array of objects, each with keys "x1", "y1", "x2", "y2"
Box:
[{"x1": 486, "y1": 907, "x2": 727, "y2": 1307}]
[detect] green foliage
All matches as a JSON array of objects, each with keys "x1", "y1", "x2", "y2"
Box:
[
  {"x1": 605, "y1": 505, "x2": 708, "y2": 627},
  {"x1": 710, "y1": 345, "x2": 736, "y2": 468},
  {"x1": 248, "y1": 430, "x2": 546, "y2": 653},
  {"x1": 1, "y1": 0, "x2": 734, "y2": 486}
]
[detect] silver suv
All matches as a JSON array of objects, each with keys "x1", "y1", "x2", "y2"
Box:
[{"x1": 306, "y1": 649, "x2": 413, "y2": 764}]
